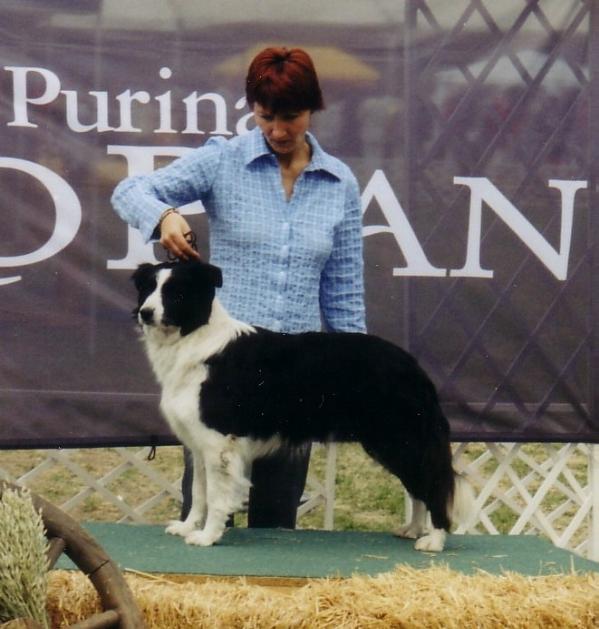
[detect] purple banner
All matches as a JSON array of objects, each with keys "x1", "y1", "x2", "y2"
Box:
[{"x1": 1, "y1": 1, "x2": 596, "y2": 447}]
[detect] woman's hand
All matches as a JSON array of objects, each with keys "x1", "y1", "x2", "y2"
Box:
[{"x1": 159, "y1": 212, "x2": 201, "y2": 261}]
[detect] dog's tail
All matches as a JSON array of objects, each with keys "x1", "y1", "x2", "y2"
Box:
[{"x1": 449, "y1": 473, "x2": 476, "y2": 531}]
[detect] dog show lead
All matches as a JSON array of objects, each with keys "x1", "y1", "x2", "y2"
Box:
[{"x1": 112, "y1": 47, "x2": 366, "y2": 532}]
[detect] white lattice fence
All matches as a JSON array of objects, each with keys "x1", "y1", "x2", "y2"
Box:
[
  {"x1": 0, "y1": 447, "x2": 180, "y2": 523},
  {"x1": 1, "y1": 442, "x2": 597, "y2": 560},
  {"x1": 0, "y1": 444, "x2": 335, "y2": 527},
  {"x1": 450, "y1": 442, "x2": 599, "y2": 560}
]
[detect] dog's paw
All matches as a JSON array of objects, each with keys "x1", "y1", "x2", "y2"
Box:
[
  {"x1": 394, "y1": 524, "x2": 426, "y2": 540},
  {"x1": 165, "y1": 520, "x2": 195, "y2": 537},
  {"x1": 185, "y1": 529, "x2": 221, "y2": 547},
  {"x1": 414, "y1": 529, "x2": 446, "y2": 553}
]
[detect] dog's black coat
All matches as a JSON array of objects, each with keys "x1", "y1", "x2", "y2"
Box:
[
  {"x1": 133, "y1": 261, "x2": 455, "y2": 533},
  {"x1": 202, "y1": 329, "x2": 454, "y2": 529}
]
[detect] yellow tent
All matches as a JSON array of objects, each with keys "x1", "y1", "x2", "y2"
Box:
[{"x1": 214, "y1": 44, "x2": 380, "y2": 85}]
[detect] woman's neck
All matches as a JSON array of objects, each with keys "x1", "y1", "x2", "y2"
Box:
[{"x1": 276, "y1": 139, "x2": 312, "y2": 200}]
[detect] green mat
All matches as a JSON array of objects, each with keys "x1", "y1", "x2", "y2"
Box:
[{"x1": 55, "y1": 523, "x2": 599, "y2": 578}]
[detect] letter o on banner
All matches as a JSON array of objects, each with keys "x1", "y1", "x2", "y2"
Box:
[{"x1": 0, "y1": 157, "x2": 82, "y2": 285}]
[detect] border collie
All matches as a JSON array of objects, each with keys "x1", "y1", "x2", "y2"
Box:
[{"x1": 132, "y1": 260, "x2": 474, "y2": 551}]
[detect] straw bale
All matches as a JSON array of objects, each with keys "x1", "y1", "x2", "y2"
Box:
[{"x1": 47, "y1": 566, "x2": 599, "y2": 628}]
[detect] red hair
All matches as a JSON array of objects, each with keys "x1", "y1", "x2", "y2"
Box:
[{"x1": 245, "y1": 47, "x2": 324, "y2": 113}]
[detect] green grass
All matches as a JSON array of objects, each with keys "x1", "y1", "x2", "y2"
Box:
[{"x1": 299, "y1": 443, "x2": 406, "y2": 532}]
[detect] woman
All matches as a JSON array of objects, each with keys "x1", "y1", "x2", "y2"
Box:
[{"x1": 112, "y1": 46, "x2": 365, "y2": 529}]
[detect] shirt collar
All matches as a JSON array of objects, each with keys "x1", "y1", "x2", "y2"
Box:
[{"x1": 243, "y1": 127, "x2": 343, "y2": 181}]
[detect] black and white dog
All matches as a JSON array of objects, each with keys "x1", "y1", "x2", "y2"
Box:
[{"x1": 132, "y1": 260, "x2": 474, "y2": 551}]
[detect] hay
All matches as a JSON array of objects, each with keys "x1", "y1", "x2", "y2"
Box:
[{"x1": 47, "y1": 566, "x2": 599, "y2": 628}]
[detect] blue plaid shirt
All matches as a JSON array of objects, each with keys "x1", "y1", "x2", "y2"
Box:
[{"x1": 112, "y1": 127, "x2": 365, "y2": 334}]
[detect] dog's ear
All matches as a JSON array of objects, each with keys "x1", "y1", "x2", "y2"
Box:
[
  {"x1": 205, "y1": 263, "x2": 223, "y2": 288},
  {"x1": 131, "y1": 263, "x2": 156, "y2": 291},
  {"x1": 188, "y1": 261, "x2": 222, "y2": 288}
]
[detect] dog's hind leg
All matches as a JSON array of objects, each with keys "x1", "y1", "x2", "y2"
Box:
[
  {"x1": 393, "y1": 495, "x2": 448, "y2": 551},
  {"x1": 395, "y1": 495, "x2": 448, "y2": 552},
  {"x1": 394, "y1": 498, "x2": 428, "y2": 540},
  {"x1": 362, "y1": 435, "x2": 452, "y2": 552},
  {"x1": 185, "y1": 435, "x2": 250, "y2": 547},
  {"x1": 166, "y1": 450, "x2": 207, "y2": 537}
]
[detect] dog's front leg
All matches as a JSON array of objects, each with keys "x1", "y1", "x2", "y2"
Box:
[
  {"x1": 166, "y1": 450, "x2": 207, "y2": 537},
  {"x1": 185, "y1": 435, "x2": 250, "y2": 547}
]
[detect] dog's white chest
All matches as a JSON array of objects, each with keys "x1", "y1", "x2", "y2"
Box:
[
  {"x1": 159, "y1": 366, "x2": 208, "y2": 439},
  {"x1": 142, "y1": 331, "x2": 209, "y2": 440},
  {"x1": 138, "y1": 295, "x2": 254, "y2": 446}
]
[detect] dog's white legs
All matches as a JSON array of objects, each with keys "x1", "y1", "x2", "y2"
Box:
[
  {"x1": 165, "y1": 451, "x2": 207, "y2": 538},
  {"x1": 394, "y1": 498, "x2": 447, "y2": 552},
  {"x1": 185, "y1": 435, "x2": 250, "y2": 547},
  {"x1": 394, "y1": 499, "x2": 428, "y2": 540},
  {"x1": 414, "y1": 527, "x2": 447, "y2": 552}
]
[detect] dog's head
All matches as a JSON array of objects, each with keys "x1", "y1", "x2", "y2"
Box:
[{"x1": 131, "y1": 261, "x2": 223, "y2": 336}]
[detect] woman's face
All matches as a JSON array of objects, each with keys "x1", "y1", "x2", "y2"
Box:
[{"x1": 253, "y1": 103, "x2": 311, "y2": 156}]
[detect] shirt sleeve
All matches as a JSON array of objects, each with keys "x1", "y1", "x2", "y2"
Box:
[
  {"x1": 319, "y1": 174, "x2": 366, "y2": 333},
  {"x1": 110, "y1": 137, "x2": 227, "y2": 242}
]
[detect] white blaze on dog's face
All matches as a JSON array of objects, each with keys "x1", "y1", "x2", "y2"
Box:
[
  {"x1": 138, "y1": 268, "x2": 170, "y2": 328},
  {"x1": 132, "y1": 261, "x2": 223, "y2": 336}
]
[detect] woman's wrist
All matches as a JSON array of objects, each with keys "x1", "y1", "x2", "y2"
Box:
[
  {"x1": 159, "y1": 207, "x2": 179, "y2": 227},
  {"x1": 157, "y1": 208, "x2": 180, "y2": 235}
]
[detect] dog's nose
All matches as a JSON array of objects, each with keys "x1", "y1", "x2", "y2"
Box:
[{"x1": 139, "y1": 307, "x2": 154, "y2": 324}]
